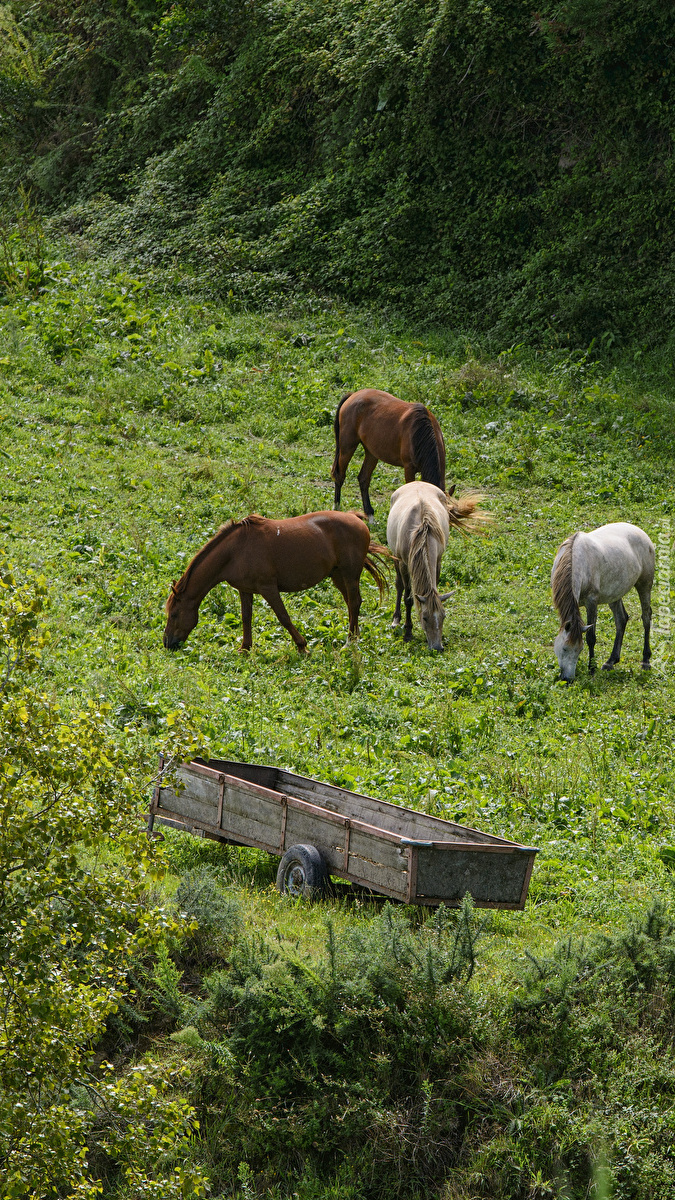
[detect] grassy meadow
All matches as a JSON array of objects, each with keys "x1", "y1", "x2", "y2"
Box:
[{"x1": 3, "y1": 245, "x2": 675, "y2": 1197}]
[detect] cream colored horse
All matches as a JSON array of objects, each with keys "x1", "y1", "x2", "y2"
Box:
[
  {"x1": 551, "y1": 522, "x2": 654, "y2": 682},
  {"x1": 386, "y1": 482, "x2": 486, "y2": 651}
]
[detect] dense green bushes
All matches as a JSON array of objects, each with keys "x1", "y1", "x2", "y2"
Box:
[
  {"x1": 156, "y1": 897, "x2": 675, "y2": 1198},
  {"x1": 2, "y1": 0, "x2": 674, "y2": 343},
  {"x1": 0, "y1": 561, "x2": 206, "y2": 1197}
]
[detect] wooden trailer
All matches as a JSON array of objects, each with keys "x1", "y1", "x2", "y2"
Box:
[{"x1": 149, "y1": 757, "x2": 537, "y2": 909}]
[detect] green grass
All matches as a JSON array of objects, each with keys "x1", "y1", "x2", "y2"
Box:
[{"x1": 3, "y1": 244, "x2": 675, "y2": 1197}]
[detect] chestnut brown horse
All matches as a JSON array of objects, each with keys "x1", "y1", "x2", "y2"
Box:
[
  {"x1": 163, "y1": 511, "x2": 390, "y2": 655},
  {"x1": 332, "y1": 388, "x2": 446, "y2": 520}
]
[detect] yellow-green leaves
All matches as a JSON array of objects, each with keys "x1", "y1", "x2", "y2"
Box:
[{"x1": 0, "y1": 569, "x2": 207, "y2": 1197}]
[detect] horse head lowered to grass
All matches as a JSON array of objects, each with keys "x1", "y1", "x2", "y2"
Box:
[
  {"x1": 551, "y1": 522, "x2": 654, "y2": 682},
  {"x1": 386, "y1": 481, "x2": 489, "y2": 651},
  {"x1": 163, "y1": 511, "x2": 390, "y2": 655}
]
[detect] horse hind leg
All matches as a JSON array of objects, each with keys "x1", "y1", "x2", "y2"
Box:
[
  {"x1": 637, "y1": 581, "x2": 652, "y2": 668},
  {"x1": 357, "y1": 450, "x2": 378, "y2": 521},
  {"x1": 585, "y1": 598, "x2": 598, "y2": 674},
  {"x1": 603, "y1": 599, "x2": 629, "y2": 669},
  {"x1": 331, "y1": 570, "x2": 362, "y2": 639},
  {"x1": 392, "y1": 561, "x2": 404, "y2": 628},
  {"x1": 402, "y1": 572, "x2": 414, "y2": 642}
]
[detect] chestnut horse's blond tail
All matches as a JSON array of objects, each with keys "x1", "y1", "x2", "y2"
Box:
[
  {"x1": 445, "y1": 491, "x2": 491, "y2": 534},
  {"x1": 363, "y1": 541, "x2": 391, "y2": 599}
]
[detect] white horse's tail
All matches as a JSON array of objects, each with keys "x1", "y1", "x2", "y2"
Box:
[{"x1": 445, "y1": 490, "x2": 491, "y2": 533}]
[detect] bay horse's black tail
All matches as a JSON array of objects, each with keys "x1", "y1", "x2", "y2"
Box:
[
  {"x1": 331, "y1": 393, "x2": 353, "y2": 481},
  {"x1": 363, "y1": 541, "x2": 391, "y2": 600},
  {"x1": 410, "y1": 404, "x2": 444, "y2": 489}
]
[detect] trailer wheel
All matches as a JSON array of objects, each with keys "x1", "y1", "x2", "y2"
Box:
[{"x1": 276, "y1": 844, "x2": 327, "y2": 900}]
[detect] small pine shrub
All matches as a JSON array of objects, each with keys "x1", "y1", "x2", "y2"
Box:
[
  {"x1": 187, "y1": 899, "x2": 485, "y2": 1195},
  {"x1": 175, "y1": 868, "x2": 242, "y2": 965}
]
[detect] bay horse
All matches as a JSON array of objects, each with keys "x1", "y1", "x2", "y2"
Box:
[
  {"x1": 386, "y1": 482, "x2": 488, "y2": 651},
  {"x1": 332, "y1": 389, "x2": 446, "y2": 520},
  {"x1": 552, "y1": 522, "x2": 654, "y2": 682},
  {"x1": 163, "y1": 511, "x2": 390, "y2": 655}
]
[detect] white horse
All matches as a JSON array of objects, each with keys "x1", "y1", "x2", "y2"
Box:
[
  {"x1": 551, "y1": 522, "x2": 654, "y2": 682},
  {"x1": 386, "y1": 481, "x2": 487, "y2": 651}
]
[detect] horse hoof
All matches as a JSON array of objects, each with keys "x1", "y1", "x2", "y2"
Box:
[
  {"x1": 238, "y1": 646, "x2": 251, "y2": 655},
  {"x1": 642, "y1": 661, "x2": 652, "y2": 670},
  {"x1": 601, "y1": 662, "x2": 615, "y2": 671},
  {"x1": 391, "y1": 617, "x2": 401, "y2": 628}
]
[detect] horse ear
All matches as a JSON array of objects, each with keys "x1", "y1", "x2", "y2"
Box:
[
  {"x1": 582, "y1": 622, "x2": 595, "y2": 632},
  {"x1": 439, "y1": 592, "x2": 453, "y2": 602},
  {"x1": 447, "y1": 484, "x2": 456, "y2": 497}
]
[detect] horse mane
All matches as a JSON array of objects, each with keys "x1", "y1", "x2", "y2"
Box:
[
  {"x1": 409, "y1": 502, "x2": 446, "y2": 614},
  {"x1": 552, "y1": 533, "x2": 584, "y2": 643},
  {"x1": 410, "y1": 405, "x2": 443, "y2": 489},
  {"x1": 168, "y1": 516, "x2": 261, "y2": 606}
]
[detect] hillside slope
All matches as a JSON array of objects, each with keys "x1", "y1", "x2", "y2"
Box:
[{"x1": 2, "y1": 0, "x2": 674, "y2": 343}]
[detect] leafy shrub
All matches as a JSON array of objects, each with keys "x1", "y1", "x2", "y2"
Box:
[{"x1": 0, "y1": 561, "x2": 206, "y2": 1198}]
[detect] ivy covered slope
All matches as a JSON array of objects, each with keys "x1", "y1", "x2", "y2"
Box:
[{"x1": 2, "y1": 0, "x2": 674, "y2": 344}]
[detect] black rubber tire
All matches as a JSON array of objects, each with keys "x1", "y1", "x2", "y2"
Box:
[{"x1": 276, "y1": 843, "x2": 327, "y2": 900}]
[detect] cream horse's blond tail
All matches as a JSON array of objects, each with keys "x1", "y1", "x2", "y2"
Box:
[{"x1": 445, "y1": 490, "x2": 492, "y2": 534}]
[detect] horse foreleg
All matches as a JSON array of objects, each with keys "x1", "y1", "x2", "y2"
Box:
[
  {"x1": 637, "y1": 582, "x2": 652, "y2": 668},
  {"x1": 392, "y1": 562, "x2": 404, "y2": 628},
  {"x1": 333, "y1": 436, "x2": 359, "y2": 510},
  {"x1": 259, "y1": 585, "x2": 308, "y2": 654},
  {"x1": 239, "y1": 590, "x2": 254, "y2": 653},
  {"x1": 585, "y1": 598, "x2": 598, "y2": 673},
  {"x1": 603, "y1": 600, "x2": 629, "y2": 669},
  {"x1": 403, "y1": 463, "x2": 417, "y2": 483},
  {"x1": 357, "y1": 450, "x2": 378, "y2": 521}
]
